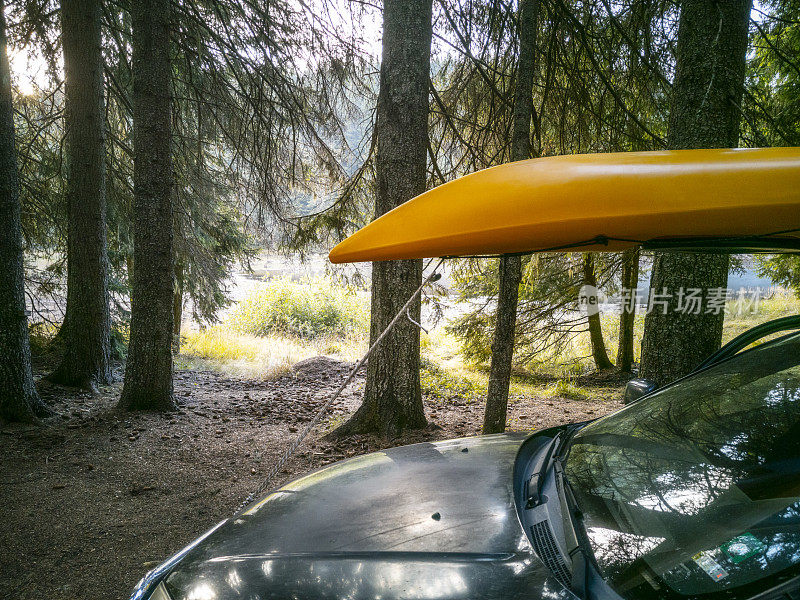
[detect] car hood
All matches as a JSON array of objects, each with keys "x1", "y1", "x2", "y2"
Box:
[{"x1": 155, "y1": 433, "x2": 572, "y2": 600}]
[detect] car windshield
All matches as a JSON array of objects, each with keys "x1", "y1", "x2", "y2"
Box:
[{"x1": 565, "y1": 332, "x2": 800, "y2": 600}]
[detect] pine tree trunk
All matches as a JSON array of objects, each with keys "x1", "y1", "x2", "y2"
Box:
[
  {"x1": 640, "y1": 0, "x2": 752, "y2": 386},
  {"x1": 48, "y1": 0, "x2": 111, "y2": 390},
  {"x1": 583, "y1": 253, "x2": 613, "y2": 370},
  {"x1": 483, "y1": 0, "x2": 538, "y2": 434},
  {"x1": 172, "y1": 266, "x2": 182, "y2": 352},
  {"x1": 0, "y1": 6, "x2": 51, "y2": 422},
  {"x1": 616, "y1": 247, "x2": 639, "y2": 372},
  {"x1": 483, "y1": 256, "x2": 522, "y2": 433},
  {"x1": 333, "y1": 0, "x2": 432, "y2": 438},
  {"x1": 119, "y1": 0, "x2": 175, "y2": 411}
]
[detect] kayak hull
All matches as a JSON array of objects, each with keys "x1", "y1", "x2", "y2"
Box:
[{"x1": 329, "y1": 148, "x2": 800, "y2": 263}]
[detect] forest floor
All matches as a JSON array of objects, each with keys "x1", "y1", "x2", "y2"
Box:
[{"x1": 0, "y1": 355, "x2": 624, "y2": 600}]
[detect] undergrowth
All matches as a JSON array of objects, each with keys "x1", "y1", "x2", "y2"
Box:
[
  {"x1": 420, "y1": 356, "x2": 482, "y2": 400},
  {"x1": 228, "y1": 277, "x2": 368, "y2": 339},
  {"x1": 171, "y1": 279, "x2": 799, "y2": 401},
  {"x1": 178, "y1": 325, "x2": 365, "y2": 379}
]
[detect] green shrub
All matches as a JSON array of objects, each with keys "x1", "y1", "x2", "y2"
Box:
[
  {"x1": 420, "y1": 357, "x2": 482, "y2": 400},
  {"x1": 228, "y1": 277, "x2": 369, "y2": 340}
]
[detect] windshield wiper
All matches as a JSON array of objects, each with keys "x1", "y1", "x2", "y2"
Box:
[
  {"x1": 524, "y1": 431, "x2": 563, "y2": 508},
  {"x1": 524, "y1": 425, "x2": 586, "y2": 509},
  {"x1": 523, "y1": 426, "x2": 610, "y2": 598},
  {"x1": 552, "y1": 458, "x2": 591, "y2": 597}
]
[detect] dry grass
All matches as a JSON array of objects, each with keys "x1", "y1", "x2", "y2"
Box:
[
  {"x1": 177, "y1": 325, "x2": 366, "y2": 379},
  {"x1": 722, "y1": 289, "x2": 800, "y2": 341}
]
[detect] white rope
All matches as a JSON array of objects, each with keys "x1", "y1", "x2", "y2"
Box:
[{"x1": 237, "y1": 257, "x2": 445, "y2": 512}]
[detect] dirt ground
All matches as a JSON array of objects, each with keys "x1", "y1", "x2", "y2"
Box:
[{"x1": 0, "y1": 356, "x2": 622, "y2": 600}]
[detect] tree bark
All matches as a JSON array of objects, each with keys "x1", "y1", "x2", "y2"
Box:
[
  {"x1": 483, "y1": 0, "x2": 538, "y2": 434},
  {"x1": 640, "y1": 0, "x2": 752, "y2": 386},
  {"x1": 616, "y1": 247, "x2": 639, "y2": 372},
  {"x1": 48, "y1": 0, "x2": 112, "y2": 390},
  {"x1": 0, "y1": 5, "x2": 51, "y2": 422},
  {"x1": 483, "y1": 257, "x2": 523, "y2": 433},
  {"x1": 583, "y1": 253, "x2": 613, "y2": 370},
  {"x1": 119, "y1": 0, "x2": 175, "y2": 411},
  {"x1": 333, "y1": 0, "x2": 432, "y2": 438},
  {"x1": 172, "y1": 265, "x2": 182, "y2": 353}
]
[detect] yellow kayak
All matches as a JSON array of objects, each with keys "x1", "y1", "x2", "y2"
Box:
[{"x1": 329, "y1": 148, "x2": 800, "y2": 263}]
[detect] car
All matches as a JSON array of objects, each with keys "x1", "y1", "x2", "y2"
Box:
[
  {"x1": 131, "y1": 324, "x2": 800, "y2": 600},
  {"x1": 131, "y1": 149, "x2": 800, "y2": 599}
]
